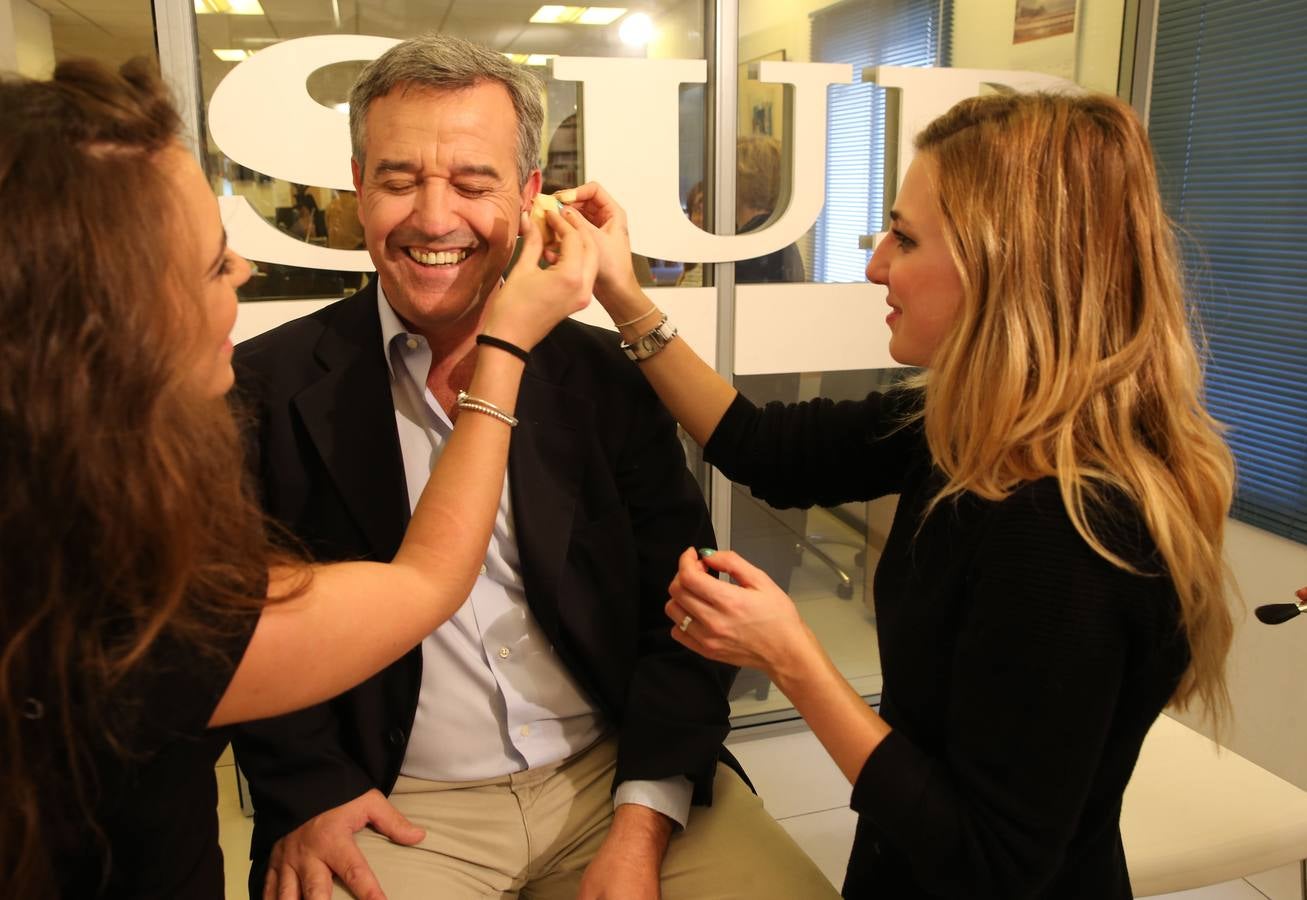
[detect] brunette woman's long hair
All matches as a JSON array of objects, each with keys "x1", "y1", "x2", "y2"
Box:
[
  {"x1": 0, "y1": 59, "x2": 282, "y2": 895},
  {"x1": 908, "y1": 92, "x2": 1235, "y2": 726}
]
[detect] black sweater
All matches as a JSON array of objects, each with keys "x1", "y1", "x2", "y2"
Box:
[{"x1": 704, "y1": 390, "x2": 1188, "y2": 899}]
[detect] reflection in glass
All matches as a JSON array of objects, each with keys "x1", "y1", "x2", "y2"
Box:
[
  {"x1": 5, "y1": 0, "x2": 155, "y2": 77},
  {"x1": 728, "y1": 0, "x2": 1125, "y2": 719},
  {"x1": 197, "y1": 0, "x2": 709, "y2": 302}
]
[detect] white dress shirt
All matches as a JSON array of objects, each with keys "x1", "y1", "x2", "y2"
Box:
[{"x1": 377, "y1": 289, "x2": 692, "y2": 826}]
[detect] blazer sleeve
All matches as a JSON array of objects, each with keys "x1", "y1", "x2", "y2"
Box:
[
  {"x1": 231, "y1": 706, "x2": 378, "y2": 859},
  {"x1": 608, "y1": 373, "x2": 733, "y2": 805},
  {"x1": 227, "y1": 352, "x2": 383, "y2": 871}
]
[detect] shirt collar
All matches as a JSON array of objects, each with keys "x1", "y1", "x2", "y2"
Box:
[{"x1": 376, "y1": 281, "x2": 410, "y2": 382}]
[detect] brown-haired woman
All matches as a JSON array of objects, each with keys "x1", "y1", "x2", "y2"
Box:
[
  {"x1": 561, "y1": 91, "x2": 1235, "y2": 898},
  {"x1": 0, "y1": 59, "x2": 597, "y2": 898}
]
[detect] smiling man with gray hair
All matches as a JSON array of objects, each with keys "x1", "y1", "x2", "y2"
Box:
[{"x1": 230, "y1": 32, "x2": 833, "y2": 900}]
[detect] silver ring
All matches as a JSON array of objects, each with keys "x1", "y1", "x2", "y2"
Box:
[{"x1": 678, "y1": 614, "x2": 693, "y2": 632}]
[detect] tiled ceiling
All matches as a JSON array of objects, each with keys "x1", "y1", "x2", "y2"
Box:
[{"x1": 30, "y1": 0, "x2": 694, "y2": 103}]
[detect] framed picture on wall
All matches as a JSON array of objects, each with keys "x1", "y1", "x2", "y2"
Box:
[
  {"x1": 1013, "y1": 0, "x2": 1076, "y2": 44},
  {"x1": 739, "y1": 49, "x2": 785, "y2": 138}
]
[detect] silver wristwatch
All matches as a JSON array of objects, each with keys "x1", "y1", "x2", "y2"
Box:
[{"x1": 620, "y1": 316, "x2": 678, "y2": 362}]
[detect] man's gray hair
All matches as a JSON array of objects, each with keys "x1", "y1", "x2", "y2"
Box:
[{"x1": 349, "y1": 33, "x2": 544, "y2": 186}]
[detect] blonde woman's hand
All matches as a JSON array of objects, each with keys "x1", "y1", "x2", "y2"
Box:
[
  {"x1": 665, "y1": 548, "x2": 816, "y2": 679},
  {"x1": 554, "y1": 182, "x2": 645, "y2": 309},
  {"x1": 481, "y1": 206, "x2": 597, "y2": 351}
]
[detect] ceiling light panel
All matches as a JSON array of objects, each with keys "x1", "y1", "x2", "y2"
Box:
[
  {"x1": 577, "y1": 7, "x2": 626, "y2": 23},
  {"x1": 529, "y1": 5, "x2": 624, "y2": 24},
  {"x1": 529, "y1": 5, "x2": 577, "y2": 22},
  {"x1": 195, "y1": 0, "x2": 265, "y2": 13}
]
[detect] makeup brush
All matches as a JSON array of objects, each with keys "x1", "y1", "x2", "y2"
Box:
[{"x1": 1254, "y1": 600, "x2": 1307, "y2": 625}]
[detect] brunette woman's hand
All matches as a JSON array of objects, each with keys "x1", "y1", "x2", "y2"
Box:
[{"x1": 665, "y1": 548, "x2": 817, "y2": 680}]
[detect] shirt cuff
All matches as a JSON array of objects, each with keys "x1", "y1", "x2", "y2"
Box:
[{"x1": 614, "y1": 776, "x2": 694, "y2": 830}]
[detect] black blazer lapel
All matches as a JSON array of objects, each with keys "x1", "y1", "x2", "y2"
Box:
[
  {"x1": 508, "y1": 334, "x2": 589, "y2": 638},
  {"x1": 293, "y1": 286, "x2": 410, "y2": 560}
]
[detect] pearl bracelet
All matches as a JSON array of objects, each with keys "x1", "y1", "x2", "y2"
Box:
[{"x1": 456, "y1": 390, "x2": 519, "y2": 428}]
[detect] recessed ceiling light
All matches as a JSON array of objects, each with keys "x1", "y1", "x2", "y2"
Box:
[
  {"x1": 194, "y1": 0, "x2": 264, "y2": 13},
  {"x1": 529, "y1": 5, "x2": 625, "y2": 24},
  {"x1": 212, "y1": 48, "x2": 253, "y2": 61},
  {"x1": 503, "y1": 52, "x2": 556, "y2": 66},
  {"x1": 529, "y1": 5, "x2": 576, "y2": 22},
  {"x1": 619, "y1": 11, "x2": 654, "y2": 45},
  {"x1": 577, "y1": 7, "x2": 626, "y2": 24}
]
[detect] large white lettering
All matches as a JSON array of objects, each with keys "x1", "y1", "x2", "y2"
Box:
[
  {"x1": 552, "y1": 56, "x2": 851, "y2": 262},
  {"x1": 209, "y1": 35, "x2": 1074, "y2": 271}
]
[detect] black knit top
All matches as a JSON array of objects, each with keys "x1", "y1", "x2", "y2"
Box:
[{"x1": 704, "y1": 389, "x2": 1188, "y2": 899}]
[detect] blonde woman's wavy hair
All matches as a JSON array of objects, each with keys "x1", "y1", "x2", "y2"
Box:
[{"x1": 910, "y1": 91, "x2": 1235, "y2": 723}]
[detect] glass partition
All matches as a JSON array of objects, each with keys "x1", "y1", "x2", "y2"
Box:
[
  {"x1": 180, "y1": 0, "x2": 1134, "y2": 723},
  {"x1": 195, "y1": 0, "x2": 709, "y2": 302},
  {"x1": 726, "y1": 0, "x2": 1130, "y2": 719}
]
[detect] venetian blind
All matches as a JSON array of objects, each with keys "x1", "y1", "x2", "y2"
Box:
[
  {"x1": 1149, "y1": 0, "x2": 1307, "y2": 543},
  {"x1": 810, "y1": 0, "x2": 951, "y2": 283}
]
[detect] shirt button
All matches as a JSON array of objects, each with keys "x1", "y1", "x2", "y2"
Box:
[
  {"x1": 406, "y1": 337, "x2": 418, "y2": 350},
  {"x1": 479, "y1": 564, "x2": 488, "y2": 576},
  {"x1": 387, "y1": 727, "x2": 406, "y2": 747},
  {"x1": 498, "y1": 646, "x2": 511, "y2": 659},
  {"x1": 520, "y1": 725, "x2": 531, "y2": 737}
]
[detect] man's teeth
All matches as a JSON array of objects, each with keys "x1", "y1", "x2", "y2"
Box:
[{"x1": 408, "y1": 248, "x2": 469, "y2": 266}]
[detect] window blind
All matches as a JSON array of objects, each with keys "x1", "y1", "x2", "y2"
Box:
[
  {"x1": 810, "y1": 0, "x2": 951, "y2": 284},
  {"x1": 1149, "y1": 1, "x2": 1307, "y2": 543}
]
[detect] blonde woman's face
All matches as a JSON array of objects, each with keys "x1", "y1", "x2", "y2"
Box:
[
  {"x1": 162, "y1": 144, "x2": 251, "y2": 398},
  {"x1": 866, "y1": 156, "x2": 964, "y2": 368}
]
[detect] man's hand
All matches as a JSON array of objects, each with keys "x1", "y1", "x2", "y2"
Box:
[
  {"x1": 1296, "y1": 586, "x2": 1307, "y2": 604},
  {"x1": 262, "y1": 789, "x2": 423, "y2": 900},
  {"x1": 577, "y1": 803, "x2": 673, "y2": 900}
]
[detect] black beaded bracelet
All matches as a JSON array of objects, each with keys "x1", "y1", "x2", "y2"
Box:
[{"x1": 476, "y1": 333, "x2": 531, "y2": 364}]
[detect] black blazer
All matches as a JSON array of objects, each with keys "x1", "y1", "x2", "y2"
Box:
[{"x1": 230, "y1": 284, "x2": 733, "y2": 887}]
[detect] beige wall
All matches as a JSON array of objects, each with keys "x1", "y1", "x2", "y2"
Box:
[
  {"x1": 1, "y1": 0, "x2": 55, "y2": 78},
  {"x1": 1173, "y1": 522, "x2": 1307, "y2": 790},
  {"x1": 950, "y1": 0, "x2": 1125, "y2": 93},
  {"x1": 649, "y1": 0, "x2": 706, "y2": 60}
]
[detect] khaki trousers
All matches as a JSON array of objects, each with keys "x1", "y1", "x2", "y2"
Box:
[{"x1": 333, "y1": 737, "x2": 838, "y2": 899}]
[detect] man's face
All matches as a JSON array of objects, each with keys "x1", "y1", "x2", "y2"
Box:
[{"x1": 352, "y1": 81, "x2": 541, "y2": 336}]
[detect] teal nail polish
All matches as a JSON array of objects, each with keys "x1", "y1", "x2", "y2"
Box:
[{"x1": 697, "y1": 547, "x2": 716, "y2": 558}]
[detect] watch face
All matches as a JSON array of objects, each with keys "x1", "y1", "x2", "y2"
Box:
[{"x1": 623, "y1": 320, "x2": 675, "y2": 360}]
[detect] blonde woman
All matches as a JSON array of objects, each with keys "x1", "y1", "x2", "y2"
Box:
[{"x1": 560, "y1": 92, "x2": 1235, "y2": 899}]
